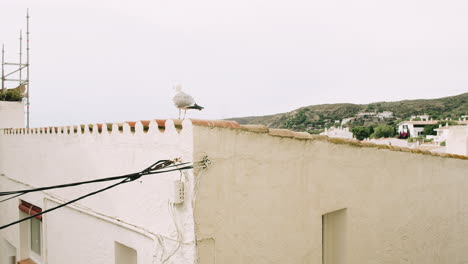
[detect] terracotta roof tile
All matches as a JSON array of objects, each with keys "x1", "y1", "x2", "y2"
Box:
[
  {"x1": 18, "y1": 259, "x2": 37, "y2": 264},
  {"x1": 140, "y1": 120, "x2": 151, "y2": 127},
  {"x1": 125, "y1": 121, "x2": 137, "y2": 128},
  {"x1": 155, "y1": 119, "x2": 167, "y2": 128}
]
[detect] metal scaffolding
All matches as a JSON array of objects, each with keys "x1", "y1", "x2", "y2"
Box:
[{"x1": 1, "y1": 10, "x2": 31, "y2": 127}]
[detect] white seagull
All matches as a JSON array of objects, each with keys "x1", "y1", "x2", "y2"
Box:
[{"x1": 172, "y1": 85, "x2": 204, "y2": 120}]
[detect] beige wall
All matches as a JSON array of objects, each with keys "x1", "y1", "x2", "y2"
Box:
[{"x1": 193, "y1": 126, "x2": 468, "y2": 264}]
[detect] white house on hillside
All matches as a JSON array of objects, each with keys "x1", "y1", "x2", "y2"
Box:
[
  {"x1": 431, "y1": 124, "x2": 451, "y2": 144},
  {"x1": 410, "y1": 114, "x2": 430, "y2": 121},
  {"x1": 397, "y1": 120, "x2": 438, "y2": 137},
  {"x1": 376, "y1": 111, "x2": 393, "y2": 119},
  {"x1": 398, "y1": 120, "x2": 468, "y2": 138},
  {"x1": 319, "y1": 126, "x2": 354, "y2": 139}
]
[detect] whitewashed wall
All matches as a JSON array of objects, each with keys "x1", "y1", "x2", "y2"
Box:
[
  {"x1": 0, "y1": 101, "x2": 24, "y2": 128},
  {"x1": 446, "y1": 126, "x2": 468, "y2": 156},
  {"x1": 0, "y1": 120, "x2": 196, "y2": 264},
  {"x1": 320, "y1": 127, "x2": 353, "y2": 139}
]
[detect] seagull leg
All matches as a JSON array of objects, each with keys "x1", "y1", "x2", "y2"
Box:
[
  {"x1": 178, "y1": 109, "x2": 181, "y2": 120},
  {"x1": 183, "y1": 110, "x2": 187, "y2": 120}
]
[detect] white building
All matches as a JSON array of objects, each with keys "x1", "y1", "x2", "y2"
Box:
[
  {"x1": 397, "y1": 120, "x2": 438, "y2": 137},
  {"x1": 356, "y1": 112, "x2": 376, "y2": 118},
  {"x1": 376, "y1": 111, "x2": 393, "y2": 119},
  {"x1": 410, "y1": 114, "x2": 430, "y2": 121},
  {"x1": 0, "y1": 101, "x2": 204, "y2": 264},
  {"x1": 320, "y1": 126, "x2": 354, "y2": 139},
  {"x1": 432, "y1": 124, "x2": 451, "y2": 144},
  {"x1": 445, "y1": 126, "x2": 468, "y2": 156},
  {"x1": 0, "y1": 101, "x2": 24, "y2": 128}
]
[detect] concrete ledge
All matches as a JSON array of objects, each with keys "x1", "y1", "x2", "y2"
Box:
[
  {"x1": 268, "y1": 129, "x2": 296, "y2": 138},
  {"x1": 240, "y1": 125, "x2": 269, "y2": 133}
]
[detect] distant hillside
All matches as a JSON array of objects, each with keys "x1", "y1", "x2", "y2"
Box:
[{"x1": 229, "y1": 93, "x2": 468, "y2": 133}]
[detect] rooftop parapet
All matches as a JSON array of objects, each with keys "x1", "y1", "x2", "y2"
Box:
[{"x1": 1, "y1": 118, "x2": 466, "y2": 160}]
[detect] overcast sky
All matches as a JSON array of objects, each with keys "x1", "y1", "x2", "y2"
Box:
[{"x1": 1, "y1": 0, "x2": 467, "y2": 127}]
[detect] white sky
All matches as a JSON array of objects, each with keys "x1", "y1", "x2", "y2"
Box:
[{"x1": 1, "y1": 0, "x2": 467, "y2": 126}]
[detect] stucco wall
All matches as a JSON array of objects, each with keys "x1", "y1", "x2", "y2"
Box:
[
  {"x1": 0, "y1": 101, "x2": 24, "y2": 128},
  {"x1": 446, "y1": 126, "x2": 468, "y2": 156},
  {"x1": 193, "y1": 126, "x2": 468, "y2": 264},
  {"x1": 0, "y1": 120, "x2": 196, "y2": 264}
]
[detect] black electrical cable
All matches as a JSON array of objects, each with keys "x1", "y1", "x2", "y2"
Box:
[
  {"x1": 0, "y1": 164, "x2": 193, "y2": 204},
  {"x1": 0, "y1": 178, "x2": 129, "y2": 230},
  {"x1": 0, "y1": 160, "x2": 192, "y2": 197},
  {"x1": 0, "y1": 192, "x2": 25, "y2": 203},
  {"x1": 0, "y1": 160, "x2": 195, "y2": 230}
]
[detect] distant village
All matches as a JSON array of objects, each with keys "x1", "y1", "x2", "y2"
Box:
[{"x1": 320, "y1": 111, "x2": 468, "y2": 156}]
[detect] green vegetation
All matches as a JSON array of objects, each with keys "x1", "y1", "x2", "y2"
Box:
[
  {"x1": 352, "y1": 126, "x2": 371, "y2": 140},
  {"x1": 371, "y1": 125, "x2": 395, "y2": 138},
  {"x1": 230, "y1": 93, "x2": 467, "y2": 136},
  {"x1": 407, "y1": 137, "x2": 434, "y2": 143},
  {"x1": 423, "y1": 125, "x2": 437, "y2": 136},
  {"x1": 0, "y1": 89, "x2": 22, "y2": 101}
]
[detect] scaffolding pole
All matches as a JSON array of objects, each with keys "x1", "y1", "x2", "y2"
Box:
[
  {"x1": 1, "y1": 44, "x2": 4, "y2": 90},
  {"x1": 26, "y1": 9, "x2": 30, "y2": 128},
  {"x1": 0, "y1": 10, "x2": 31, "y2": 128},
  {"x1": 19, "y1": 30, "x2": 22, "y2": 87}
]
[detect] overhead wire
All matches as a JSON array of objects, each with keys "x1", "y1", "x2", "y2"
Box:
[
  {"x1": 0, "y1": 160, "x2": 192, "y2": 197},
  {"x1": 0, "y1": 178, "x2": 128, "y2": 230},
  {"x1": 0, "y1": 192, "x2": 26, "y2": 203},
  {"x1": 0, "y1": 158, "x2": 199, "y2": 230}
]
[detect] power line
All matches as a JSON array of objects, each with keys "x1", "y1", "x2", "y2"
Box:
[
  {"x1": 0, "y1": 192, "x2": 25, "y2": 203},
  {"x1": 0, "y1": 159, "x2": 197, "y2": 230},
  {"x1": 0, "y1": 160, "x2": 192, "y2": 197},
  {"x1": 0, "y1": 178, "x2": 128, "y2": 230}
]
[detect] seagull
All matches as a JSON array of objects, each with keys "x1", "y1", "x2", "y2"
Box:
[{"x1": 172, "y1": 85, "x2": 204, "y2": 120}]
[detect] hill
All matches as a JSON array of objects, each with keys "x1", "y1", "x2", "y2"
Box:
[{"x1": 229, "y1": 93, "x2": 468, "y2": 133}]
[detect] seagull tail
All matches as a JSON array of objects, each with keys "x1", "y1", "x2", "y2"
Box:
[{"x1": 187, "y1": 104, "x2": 204, "y2": 110}]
